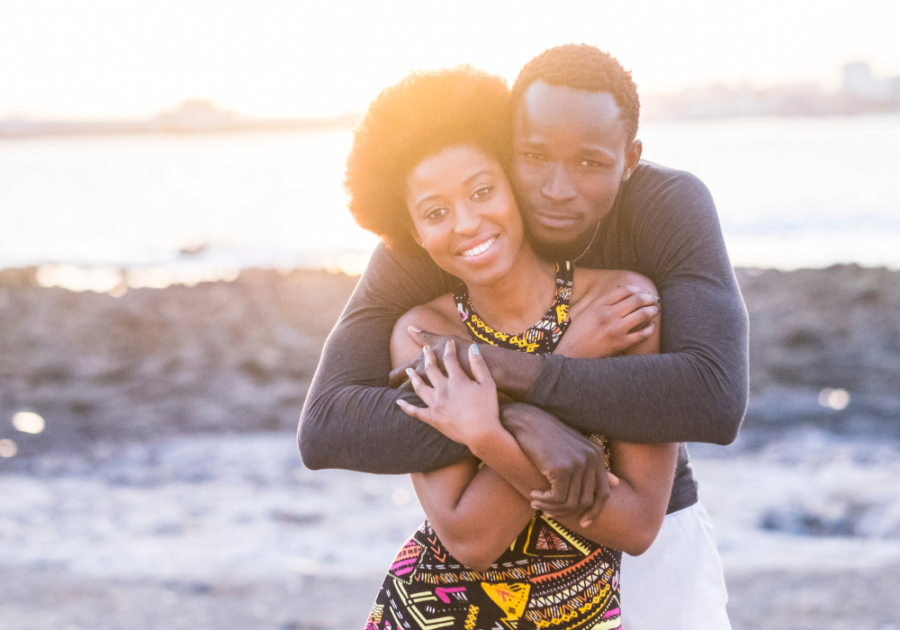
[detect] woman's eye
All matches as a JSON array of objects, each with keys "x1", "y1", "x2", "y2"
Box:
[
  {"x1": 472, "y1": 186, "x2": 492, "y2": 199},
  {"x1": 525, "y1": 152, "x2": 546, "y2": 161},
  {"x1": 579, "y1": 159, "x2": 601, "y2": 167},
  {"x1": 424, "y1": 207, "x2": 447, "y2": 221}
]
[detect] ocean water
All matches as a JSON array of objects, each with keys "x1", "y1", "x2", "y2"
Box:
[{"x1": 1, "y1": 114, "x2": 898, "y2": 289}]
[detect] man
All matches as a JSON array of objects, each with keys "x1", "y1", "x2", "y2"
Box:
[{"x1": 299, "y1": 44, "x2": 747, "y2": 628}]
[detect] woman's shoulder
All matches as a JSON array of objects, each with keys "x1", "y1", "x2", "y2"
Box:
[
  {"x1": 391, "y1": 293, "x2": 464, "y2": 364},
  {"x1": 394, "y1": 293, "x2": 461, "y2": 334},
  {"x1": 572, "y1": 268, "x2": 658, "y2": 303}
]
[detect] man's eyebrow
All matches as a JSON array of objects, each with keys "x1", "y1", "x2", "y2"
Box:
[{"x1": 581, "y1": 146, "x2": 616, "y2": 158}]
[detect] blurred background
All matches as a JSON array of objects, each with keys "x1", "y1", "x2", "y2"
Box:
[{"x1": 1, "y1": 1, "x2": 899, "y2": 628}]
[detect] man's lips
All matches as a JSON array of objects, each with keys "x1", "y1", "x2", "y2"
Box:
[{"x1": 533, "y1": 210, "x2": 581, "y2": 229}]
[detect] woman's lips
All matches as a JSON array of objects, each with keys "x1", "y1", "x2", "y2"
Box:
[{"x1": 459, "y1": 236, "x2": 498, "y2": 260}]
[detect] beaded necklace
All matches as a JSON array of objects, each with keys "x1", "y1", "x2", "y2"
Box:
[{"x1": 452, "y1": 261, "x2": 574, "y2": 355}]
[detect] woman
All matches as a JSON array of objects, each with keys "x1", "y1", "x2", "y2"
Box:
[{"x1": 344, "y1": 66, "x2": 678, "y2": 630}]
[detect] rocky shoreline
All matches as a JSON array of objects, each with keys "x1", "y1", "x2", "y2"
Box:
[
  {"x1": 1, "y1": 264, "x2": 899, "y2": 457},
  {"x1": 2, "y1": 263, "x2": 899, "y2": 629}
]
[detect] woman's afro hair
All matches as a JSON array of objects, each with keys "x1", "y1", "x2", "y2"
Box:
[
  {"x1": 512, "y1": 44, "x2": 640, "y2": 142},
  {"x1": 344, "y1": 65, "x2": 512, "y2": 252}
]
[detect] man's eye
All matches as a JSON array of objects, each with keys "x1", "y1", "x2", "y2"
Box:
[
  {"x1": 472, "y1": 186, "x2": 492, "y2": 199},
  {"x1": 524, "y1": 152, "x2": 546, "y2": 161},
  {"x1": 579, "y1": 159, "x2": 602, "y2": 167}
]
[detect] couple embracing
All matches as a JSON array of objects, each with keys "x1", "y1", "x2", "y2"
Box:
[{"x1": 299, "y1": 44, "x2": 748, "y2": 630}]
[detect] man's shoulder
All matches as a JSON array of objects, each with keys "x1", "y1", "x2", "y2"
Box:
[
  {"x1": 614, "y1": 160, "x2": 716, "y2": 229},
  {"x1": 622, "y1": 160, "x2": 711, "y2": 206}
]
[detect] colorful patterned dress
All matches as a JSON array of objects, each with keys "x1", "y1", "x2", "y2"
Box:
[{"x1": 365, "y1": 262, "x2": 622, "y2": 630}]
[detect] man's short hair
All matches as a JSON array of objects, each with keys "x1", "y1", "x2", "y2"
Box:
[{"x1": 511, "y1": 44, "x2": 640, "y2": 142}]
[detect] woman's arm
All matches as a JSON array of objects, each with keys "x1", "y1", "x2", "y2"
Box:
[
  {"x1": 395, "y1": 272, "x2": 676, "y2": 565},
  {"x1": 390, "y1": 307, "x2": 542, "y2": 570}
]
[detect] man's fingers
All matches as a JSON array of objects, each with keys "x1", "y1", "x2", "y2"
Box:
[
  {"x1": 409, "y1": 326, "x2": 441, "y2": 347},
  {"x1": 577, "y1": 462, "x2": 597, "y2": 522},
  {"x1": 422, "y1": 346, "x2": 445, "y2": 385},
  {"x1": 615, "y1": 291, "x2": 660, "y2": 316},
  {"x1": 405, "y1": 367, "x2": 434, "y2": 406},
  {"x1": 468, "y1": 344, "x2": 493, "y2": 384},
  {"x1": 562, "y1": 460, "x2": 586, "y2": 514},
  {"x1": 531, "y1": 466, "x2": 572, "y2": 506},
  {"x1": 622, "y1": 305, "x2": 660, "y2": 331},
  {"x1": 396, "y1": 398, "x2": 431, "y2": 424},
  {"x1": 389, "y1": 360, "x2": 414, "y2": 388},
  {"x1": 603, "y1": 284, "x2": 646, "y2": 305},
  {"x1": 580, "y1": 465, "x2": 609, "y2": 527},
  {"x1": 442, "y1": 340, "x2": 466, "y2": 379}
]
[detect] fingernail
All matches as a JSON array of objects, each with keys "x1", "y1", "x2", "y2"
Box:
[
  {"x1": 471, "y1": 345, "x2": 480, "y2": 355},
  {"x1": 423, "y1": 345, "x2": 429, "y2": 353},
  {"x1": 581, "y1": 519, "x2": 592, "y2": 528},
  {"x1": 408, "y1": 325, "x2": 422, "y2": 333},
  {"x1": 396, "y1": 399, "x2": 405, "y2": 407},
  {"x1": 406, "y1": 368, "x2": 414, "y2": 377}
]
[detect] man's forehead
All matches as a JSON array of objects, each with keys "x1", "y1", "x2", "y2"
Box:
[{"x1": 514, "y1": 80, "x2": 624, "y2": 137}]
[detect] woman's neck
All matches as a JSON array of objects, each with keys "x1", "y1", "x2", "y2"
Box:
[{"x1": 465, "y1": 248, "x2": 558, "y2": 334}]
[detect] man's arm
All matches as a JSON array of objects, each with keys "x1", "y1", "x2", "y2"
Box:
[
  {"x1": 523, "y1": 168, "x2": 749, "y2": 444},
  {"x1": 394, "y1": 168, "x2": 748, "y2": 445},
  {"x1": 298, "y1": 243, "x2": 470, "y2": 472}
]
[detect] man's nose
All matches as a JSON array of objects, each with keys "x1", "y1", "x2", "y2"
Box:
[{"x1": 541, "y1": 163, "x2": 577, "y2": 202}]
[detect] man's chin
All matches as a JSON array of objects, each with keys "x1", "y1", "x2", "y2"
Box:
[{"x1": 525, "y1": 224, "x2": 593, "y2": 262}]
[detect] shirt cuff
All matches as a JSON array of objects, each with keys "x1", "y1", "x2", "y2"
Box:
[{"x1": 522, "y1": 353, "x2": 565, "y2": 407}]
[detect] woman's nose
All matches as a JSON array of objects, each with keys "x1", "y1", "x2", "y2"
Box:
[
  {"x1": 541, "y1": 163, "x2": 577, "y2": 202},
  {"x1": 453, "y1": 204, "x2": 482, "y2": 234}
]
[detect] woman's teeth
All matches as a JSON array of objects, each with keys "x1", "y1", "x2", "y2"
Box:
[{"x1": 462, "y1": 237, "x2": 496, "y2": 258}]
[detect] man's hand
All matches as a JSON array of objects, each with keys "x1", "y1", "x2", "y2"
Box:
[
  {"x1": 499, "y1": 403, "x2": 617, "y2": 527},
  {"x1": 557, "y1": 284, "x2": 659, "y2": 359},
  {"x1": 389, "y1": 327, "x2": 544, "y2": 399},
  {"x1": 389, "y1": 327, "x2": 474, "y2": 390}
]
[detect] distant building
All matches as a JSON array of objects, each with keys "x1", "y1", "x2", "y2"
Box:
[
  {"x1": 643, "y1": 62, "x2": 900, "y2": 120},
  {"x1": 152, "y1": 100, "x2": 238, "y2": 132}
]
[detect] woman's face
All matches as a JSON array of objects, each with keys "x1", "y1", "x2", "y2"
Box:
[{"x1": 405, "y1": 145, "x2": 526, "y2": 286}]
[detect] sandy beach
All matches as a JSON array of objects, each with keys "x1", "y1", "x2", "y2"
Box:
[{"x1": 1, "y1": 264, "x2": 899, "y2": 629}]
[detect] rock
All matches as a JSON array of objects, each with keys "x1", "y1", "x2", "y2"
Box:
[{"x1": 0, "y1": 264, "x2": 898, "y2": 454}]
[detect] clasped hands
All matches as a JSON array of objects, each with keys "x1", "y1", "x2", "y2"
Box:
[
  {"x1": 396, "y1": 340, "x2": 614, "y2": 525},
  {"x1": 391, "y1": 284, "x2": 660, "y2": 525}
]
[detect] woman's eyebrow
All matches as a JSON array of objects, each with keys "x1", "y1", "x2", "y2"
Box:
[{"x1": 463, "y1": 170, "x2": 493, "y2": 185}]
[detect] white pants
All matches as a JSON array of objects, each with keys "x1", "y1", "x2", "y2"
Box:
[{"x1": 619, "y1": 502, "x2": 731, "y2": 630}]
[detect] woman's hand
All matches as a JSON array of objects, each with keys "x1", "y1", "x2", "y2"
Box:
[
  {"x1": 556, "y1": 284, "x2": 660, "y2": 359},
  {"x1": 397, "y1": 341, "x2": 500, "y2": 449}
]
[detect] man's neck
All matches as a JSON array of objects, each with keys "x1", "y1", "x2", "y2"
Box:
[{"x1": 529, "y1": 222, "x2": 600, "y2": 263}]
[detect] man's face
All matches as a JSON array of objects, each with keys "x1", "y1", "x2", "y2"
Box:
[{"x1": 511, "y1": 80, "x2": 642, "y2": 260}]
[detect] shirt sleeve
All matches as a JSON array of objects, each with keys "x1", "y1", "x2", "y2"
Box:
[
  {"x1": 298, "y1": 243, "x2": 472, "y2": 472},
  {"x1": 524, "y1": 169, "x2": 749, "y2": 445}
]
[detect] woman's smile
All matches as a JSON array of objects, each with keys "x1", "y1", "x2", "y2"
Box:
[{"x1": 459, "y1": 235, "x2": 498, "y2": 259}]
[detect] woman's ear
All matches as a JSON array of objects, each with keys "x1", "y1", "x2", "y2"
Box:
[{"x1": 409, "y1": 226, "x2": 424, "y2": 248}]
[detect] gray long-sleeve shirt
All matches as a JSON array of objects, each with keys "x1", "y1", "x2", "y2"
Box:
[{"x1": 298, "y1": 160, "x2": 749, "y2": 514}]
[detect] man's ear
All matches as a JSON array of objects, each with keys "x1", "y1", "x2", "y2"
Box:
[{"x1": 621, "y1": 139, "x2": 643, "y2": 182}]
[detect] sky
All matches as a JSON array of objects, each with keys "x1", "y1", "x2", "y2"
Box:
[{"x1": 2, "y1": 0, "x2": 900, "y2": 119}]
